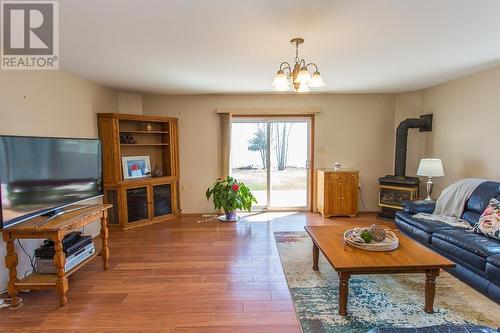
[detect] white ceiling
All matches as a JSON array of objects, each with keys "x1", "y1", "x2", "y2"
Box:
[{"x1": 60, "y1": 0, "x2": 500, "y2": 94}]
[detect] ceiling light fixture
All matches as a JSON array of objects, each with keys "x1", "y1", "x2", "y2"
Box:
[{"x1": 273, "y1": 38, "x2": 325, "y2": 92}]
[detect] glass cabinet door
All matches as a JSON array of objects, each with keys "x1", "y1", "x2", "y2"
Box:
[
  {"x1": 126, "y1": 187, "x2": 149, "y2": 223},
  {"x1": 152, "y1": 184, "x2": 172, "y2": 217}
]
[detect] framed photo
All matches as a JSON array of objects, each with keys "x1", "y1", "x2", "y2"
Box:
[{"x1": 122, "y1": 156, "x2": 151, "y2": 179}]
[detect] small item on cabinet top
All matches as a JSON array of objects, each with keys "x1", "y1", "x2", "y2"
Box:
[{"x1": 333, "y1": 162, "x2": 341, "y2": 170}]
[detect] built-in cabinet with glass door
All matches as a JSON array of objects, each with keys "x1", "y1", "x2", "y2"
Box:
[{"x1": 98, "y1": 113, "x2": 180, "y2": 230}]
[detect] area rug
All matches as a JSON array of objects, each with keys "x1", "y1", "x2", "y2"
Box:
[{"x1": 274, "y1": 231, "x2": 500, "y2": 333}]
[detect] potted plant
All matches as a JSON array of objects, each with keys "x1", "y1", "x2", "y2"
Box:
[{"x1": 206, "y1": 176, "x2": 257, "y2": 221}]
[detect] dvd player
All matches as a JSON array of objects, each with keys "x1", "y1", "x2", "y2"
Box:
[
  {"x1": 35, "y1": 243, "x2": 95, "y2": 274},
  {"x1": 35, "y1": 232, "x2": 92, "y2": 258}
]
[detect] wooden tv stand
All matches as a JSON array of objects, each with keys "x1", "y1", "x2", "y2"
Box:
[{"x1": 1, "y1": 204, "x2": 112, "y2": 308}]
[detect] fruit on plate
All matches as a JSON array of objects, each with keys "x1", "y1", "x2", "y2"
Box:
[
  {"x1": 369, "y1": 224, "x2": 387, "y2": 242},
  {"x1": 360, "y1": 229, "x2": 373, "y2": 243}
]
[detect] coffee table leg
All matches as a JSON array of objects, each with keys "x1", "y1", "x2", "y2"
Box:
[
  {"x1": 312, "y1": 243, "x2": 319, "y2": 271},
  {"x1": 338, "y1": 272, "x2": 351, "y2": 316},
  {"x1": 424, "y1": 269, "x2": 439, "y2": 313}
]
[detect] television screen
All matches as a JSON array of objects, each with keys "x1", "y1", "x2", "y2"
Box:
[{"x1": 0, "y1": 136, "x2": 102, "y2": 228}]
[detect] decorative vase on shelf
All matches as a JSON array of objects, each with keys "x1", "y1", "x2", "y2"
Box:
[{"x1": 145, "y1": 123, "x2": 152, "y2": 132}]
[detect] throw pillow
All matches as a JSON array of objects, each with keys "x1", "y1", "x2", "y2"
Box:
[{"x1": 473, "y1": 198, "x2": 500, "y2": 240}]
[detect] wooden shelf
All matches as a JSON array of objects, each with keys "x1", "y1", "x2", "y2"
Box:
[
  {"x1": 121, "y1": 175, "x2": 179, "y2": 185},
  {"x1": 120, "y1": 130, "x2": 168, "y2": 134},
  {"x1": 15, "y1": 251, "x2": 99, "y2": 288},
  {"x1": 120, "y1": 143, "x2": 169, "y2": 146}
]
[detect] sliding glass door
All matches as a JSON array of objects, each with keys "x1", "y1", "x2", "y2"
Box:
[
  {"x1": 231, "y1": 117, "x2": 311, "y2": 210},
  {"x1": 231, "y1": 121, "x2": 268, "y2": 208}
]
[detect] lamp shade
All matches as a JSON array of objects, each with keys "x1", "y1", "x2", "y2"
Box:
[
  {"x1": 417, "y1": 158, "x2": 444, "y2": 177},
  {"x1": 296, "y1": 68, "x2": 311, "y2": 84},
  {"x1": 308, "y1": 71, "x2": 325, "y2": 87},
  {"x1": 273, "y1": 71, "x2": 288, "y2": 87}
]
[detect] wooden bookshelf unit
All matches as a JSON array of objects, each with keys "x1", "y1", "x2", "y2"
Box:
[
  {"x1": 2, "y1": 204, "x2": 112, "y2": 307},
  {"x1": 97, "y1": 113, "x2": 180, "y2": 230}
]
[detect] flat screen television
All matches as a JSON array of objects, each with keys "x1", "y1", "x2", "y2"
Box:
[{"x1": 0, "y1": 135, "x2": 102, "y2": 229}]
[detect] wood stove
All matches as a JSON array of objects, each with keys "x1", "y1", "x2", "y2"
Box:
[{"x1": 378, "y1": 114, "x2": 433, "y2": 219}]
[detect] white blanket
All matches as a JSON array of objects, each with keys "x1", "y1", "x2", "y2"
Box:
[{"x1": 413, "y1": 178, "x2": 486, "y2": 229}]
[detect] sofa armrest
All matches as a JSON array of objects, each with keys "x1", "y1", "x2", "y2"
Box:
[{"x1": 403, "y1": 200, "x2": 436, "y2": 214}]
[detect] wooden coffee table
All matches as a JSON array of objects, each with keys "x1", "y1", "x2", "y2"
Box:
[{"x1": 304, "y1": 223, "x2": 455, "y2": 316}]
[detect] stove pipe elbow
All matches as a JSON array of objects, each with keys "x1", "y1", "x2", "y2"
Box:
[{"x1": 394, "y1": 114, "x2": 433, "y2": 177}]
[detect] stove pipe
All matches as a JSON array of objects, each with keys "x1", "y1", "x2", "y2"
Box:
[{"x1": 394, "y1": 114, "x2": 433, "y2": 177}]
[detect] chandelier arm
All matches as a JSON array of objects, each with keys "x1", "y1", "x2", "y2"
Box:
[
  {"x1": 279, "y1": 62, "x2": 292, "y2": 72},
  {"x1": 305, "y1": 63, "x2": 319, "y2": 72},
  {"x1": 299, "y1": 59, "x2": 306, "y2": 67}
]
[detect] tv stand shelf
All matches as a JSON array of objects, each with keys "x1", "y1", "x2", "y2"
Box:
[
  {"x1": 1, "y1": 204, "x2": 112, "y2": 308},
  {"x1": 16, "y1": 252, "x2": 98, "y2": 287}
]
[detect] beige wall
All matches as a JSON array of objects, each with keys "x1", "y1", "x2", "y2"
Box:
[
  {"x1": 142, "y1": 94, "x2": 396, "y2": 213},
  {"x1": 0, "y1": 70, "x2": 118, "y2": 292},
  {"x1": 118, "y1": 93, "x2": 143, "y2": 114},
  {"x1": 394, "y1": 65, "x2": 500, "y2": 195}
]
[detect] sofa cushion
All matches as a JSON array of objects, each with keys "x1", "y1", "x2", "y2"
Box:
[
  {"x1": 464, "y1": 181, "x2": 500, "y2": 215},
  {"x1": 395, "y1": 215, "x2": 432, "y2": 244},
  {"x1": 462, "y1": 211, "x2": 481, "y2": 226},
  {"x1": 432, "y1": 237, "x2": 487, "y2": 272},
  {"x1": 487, "y1": 254, "x2": 500, "y2": 268},
  {"x1": 432, "y1": 229, "x2": 500, "y2": 258},
  {"x1": 403, "y1": 200, "x2": 436, "y2": 214},
  {"x1": 486, "y1": 255, "x2": 500, "y2": 285},
  {"x1": 395, "y1": 211, "x2": 453, "y2": 234}
]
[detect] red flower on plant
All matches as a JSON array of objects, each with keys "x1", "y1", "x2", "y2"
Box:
[{"x1": 232, "y1": 184, "x2": 240, "y2": 192}]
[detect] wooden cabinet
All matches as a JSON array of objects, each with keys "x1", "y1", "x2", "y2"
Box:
[
  {"x1": 98, "y1": 113, "x2": 180, "y2": 230},
  {"x1": 317, "y1": 169, "x2": 359, "y2": 218},
  {"x1": 122, "y1": 181, "x2": 176, "y2": 225}
]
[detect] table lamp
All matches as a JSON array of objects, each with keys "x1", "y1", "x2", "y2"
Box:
[{"x1": 417, "y1": 158, "x2": 444, "y2": 201}]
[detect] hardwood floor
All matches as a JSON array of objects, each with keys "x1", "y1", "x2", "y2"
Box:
[{"x1": 1, "y1": 212, "x2": 382, "y2": 332}]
